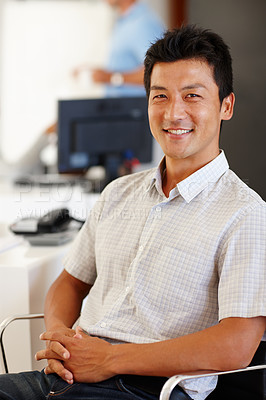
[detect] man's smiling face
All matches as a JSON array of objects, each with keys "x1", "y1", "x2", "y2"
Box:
[{"x1": 148, "y1": 58, "x2": 234, "y2": 169}]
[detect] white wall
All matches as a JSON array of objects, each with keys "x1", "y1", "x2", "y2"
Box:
[
  {"x1": 0, "y1": 0, "x2": 113, "y2": 164},
  {"x1": 0, "y1": 0, "x2": 6, "y2": 148}
]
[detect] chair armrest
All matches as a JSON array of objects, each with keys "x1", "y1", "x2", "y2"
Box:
[
  {"x1": 159, "y1": 364, "x2": 266, "y2": 400},
  {"x1": 0, "y1": 313, "x2": 44, "y2": 373}
]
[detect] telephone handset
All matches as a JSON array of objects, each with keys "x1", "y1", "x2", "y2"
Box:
[{"x1": 10, "y1": 208, "x2": 83, "y2": 235}]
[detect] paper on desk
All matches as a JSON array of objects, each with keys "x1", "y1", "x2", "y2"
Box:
[{"x1": 0, "y1": 235, "x2": 24, "y2": 254}]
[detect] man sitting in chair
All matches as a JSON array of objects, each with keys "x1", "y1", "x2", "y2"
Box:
[{"x1": 0, "y1": 25, "x2": 265, "y2": 400}]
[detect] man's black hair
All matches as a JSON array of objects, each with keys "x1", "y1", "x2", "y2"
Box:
[{"x1": 144, "y1": 25, "x2": 233, "y2": 104}]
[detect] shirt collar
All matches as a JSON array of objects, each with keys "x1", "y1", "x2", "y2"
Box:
[
  {"x1": 147, "y1": 157, "x2": 166, "y2": 197},
  {"x1": 148, "y1": 151, "x2": 229, "y2": 202}
]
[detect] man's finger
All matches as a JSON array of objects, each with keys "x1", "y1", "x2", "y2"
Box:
[
  {"x1": 73, "y1": 326, "x2": 85, "y2": 339},
  {"x1": 35, "y1": 345, "x2": 70, "y2": 362},
  {"x1": 39, "y1": 327, "x2": 75, "y2": 342},
  {"x1": 48, "y1": 340, "x2": 70, "y2": 359},
  {"x1": 45, "y1": 359, "x2": 74, "y2": 384},
  {"x1": 40, "y1": 331, "x2": 63, "y2": 341}
]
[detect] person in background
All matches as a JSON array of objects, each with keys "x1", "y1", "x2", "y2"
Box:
[
  {"x1": 73, "y1": 0, "x2": 165, "y2": 97},
  {"x1": 46, "y1": 1, "x2": 164, "y2": 137},
  {"x1": 0, "y1": 25, "x2": 265, "y2": 400},
  {"x1": 12, "y1": 0, "x2": 164, "y2": 173}
]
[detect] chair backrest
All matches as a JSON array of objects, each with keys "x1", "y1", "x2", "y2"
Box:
[
  {"x1": 207, "y1": 341, "x2": 266, "y2": 400},
  {"x1": 0, "y1": 314, "x2": 45, "y2": 373}
]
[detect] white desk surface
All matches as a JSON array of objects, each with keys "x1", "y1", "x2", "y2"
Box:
[{"x1": 0, "y1": 177, "x2": 99, "y2": 373}]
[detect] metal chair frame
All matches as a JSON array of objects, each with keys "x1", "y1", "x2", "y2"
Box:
[
  {"x1": 159, "y1": 363, "x2": 266, "y2": 400},
  {"x1": 1, "y1": 314, "x2": 265, "y2": 399},
  {"x1": 0, "y1": 313, "x2": 44, "y2": 374}
]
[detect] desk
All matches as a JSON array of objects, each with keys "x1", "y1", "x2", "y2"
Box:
[{"x1": 0, "y1": 179, "x2": 99, "y2": 373}]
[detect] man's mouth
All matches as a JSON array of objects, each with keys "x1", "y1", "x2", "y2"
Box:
[{"x1": 164, "y1": 129, "x2": 193, "y2": 135}]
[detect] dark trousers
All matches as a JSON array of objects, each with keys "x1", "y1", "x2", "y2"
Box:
[{"x1": 0, "y1": 370, "x2": 192, "y2": 400}]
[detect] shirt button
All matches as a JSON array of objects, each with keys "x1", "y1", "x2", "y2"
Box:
[
  {"x1": 125, "y1": 286, "x2": 130, "y2": 293},
  {"x1": 139, "y1": 245, "x2": 144, "y2": 252},
  {"x1": 100, "y1": 322, "x2": 107, "y2": 328},
  {"x1": 156, "y1": 206, "x2": 161, "y2": 212}
]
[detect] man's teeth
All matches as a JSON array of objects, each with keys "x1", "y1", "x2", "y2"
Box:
[{"x1": 167, "y1": 129, "x2": 192, "y2": 135}]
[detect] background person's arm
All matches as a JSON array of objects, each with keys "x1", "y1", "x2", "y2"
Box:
[
  {"x1": 91, "y1": 67, "x2": 144, "y2": 86},
  {"x1": 72, "y1": 64, "x2": 144, "y2": 86}
]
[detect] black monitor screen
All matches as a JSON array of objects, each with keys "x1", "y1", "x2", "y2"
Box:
[{"x1": 57, "y1": 96, "x2": 152, "y2": 182}]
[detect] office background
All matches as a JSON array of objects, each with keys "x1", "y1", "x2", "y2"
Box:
[
  {"x1": 0, "y1": 0, "x2": 265, "y2": 374},
  {"x1": 189, "y1": 0, "x2": 266, "y2": 200},
  {"x1": 0, "y1": 0, "x2": 265, "y2": 199}
]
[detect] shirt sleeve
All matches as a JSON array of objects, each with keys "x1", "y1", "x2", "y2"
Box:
[{"x1": 218, "y1": 202, "x2": 266, "y2": 321}]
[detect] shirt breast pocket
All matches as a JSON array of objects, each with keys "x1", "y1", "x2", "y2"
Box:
[{"x1": 141, "y1": 245, "x2": 209, "y2": 313}]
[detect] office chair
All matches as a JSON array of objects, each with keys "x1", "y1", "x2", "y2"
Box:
[
  {"x1": 0, "y1": 313, "x2": 44, "y2": 374},
  {"x1": 160, "y1": 340, "x2": 266, "y2": 400},
  {"x1": 1, "y1": 314, "x2": 266, "y2": 399}
]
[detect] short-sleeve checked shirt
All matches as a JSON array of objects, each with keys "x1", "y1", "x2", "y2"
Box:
[{"x1": 64, "y1": 151, "x2": 266, "y2": 400}]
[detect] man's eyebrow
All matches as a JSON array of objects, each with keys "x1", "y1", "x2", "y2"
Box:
[
  {"x1": 150, "y1": 83, "x2": 208, "y2": 91},
  {"x1": 150, "y1": 85, "x2": 168, "y2": 91},
  {"x1": 182, "y1": 83, "x2": 208, "y2": 90}
]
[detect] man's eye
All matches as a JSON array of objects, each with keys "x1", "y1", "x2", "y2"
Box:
[
  {"x1": 153, "y1": 94, "x2": 167, "y2": 99},
  {"x1": 186, "y1": 93, "x2": 200, "y2": 98}
]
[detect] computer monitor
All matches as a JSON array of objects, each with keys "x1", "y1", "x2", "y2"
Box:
[{"x1": 57, "y1": 96, "x2": 153, "y2": 185}]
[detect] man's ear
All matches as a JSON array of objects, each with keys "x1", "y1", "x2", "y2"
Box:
[{"x1": 221, "y1": 92, "x2": 235, "y2": 121}]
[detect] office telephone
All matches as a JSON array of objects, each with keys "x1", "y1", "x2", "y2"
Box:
[
  {"x1": 37, "y1": 208, "x2": 70, "y2": 233},
  {"x1": 10, "y1": 208, "x2": 83, "y2": 235}
]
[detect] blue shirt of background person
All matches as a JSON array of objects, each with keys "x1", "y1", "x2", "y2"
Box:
[{"x1": 105, "y1": 1, "x2": 165, "y2": 97}]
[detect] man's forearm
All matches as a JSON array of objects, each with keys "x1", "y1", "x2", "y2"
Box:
[
  {"x1": 37, "y1": 316, "x2": 265, "y2": 384},
  {"x1": 44, "y1": 269, "x2": 91, "y2": 331},
  {"x1": 110, "y1": 317, "x2": 266, "y2": 377},
  {"x1": 36, "y1": 270, "x2": 92, "y2": 384}
]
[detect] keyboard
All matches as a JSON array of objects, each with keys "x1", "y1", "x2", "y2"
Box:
[{"x1": 14, "y1": 173, "x2": 88, "y2": 187}]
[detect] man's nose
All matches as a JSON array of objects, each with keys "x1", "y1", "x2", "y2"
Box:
[{"x1": 164, "y1": 98, "x2": 187, "y2": 121}]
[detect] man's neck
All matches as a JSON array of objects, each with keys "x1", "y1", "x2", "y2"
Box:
[{"x1": 162, "y1": 153, "x2": 219, "y2": 197}]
